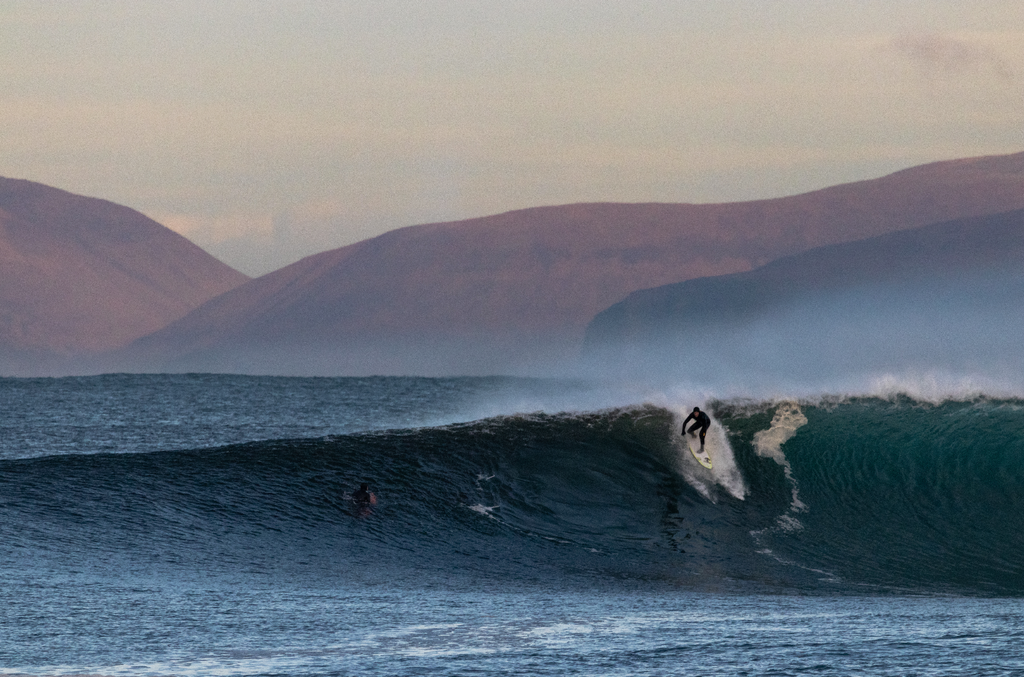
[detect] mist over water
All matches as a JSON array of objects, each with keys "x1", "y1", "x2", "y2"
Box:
[{"x1": 581, "y1": 267, "x2": 1024, "y2": 404}]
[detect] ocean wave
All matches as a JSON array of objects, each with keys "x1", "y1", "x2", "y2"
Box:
[{"x1": 2, "y1": 397, "x2": 1022, "y2": 593}]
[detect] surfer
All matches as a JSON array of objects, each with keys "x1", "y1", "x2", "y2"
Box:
[
  {"x1": 682, "y1": 407, "x2": 711, "y2": 449},
  {"x1": 352, "y1": 483, "x2": 377, "y2": 506}
]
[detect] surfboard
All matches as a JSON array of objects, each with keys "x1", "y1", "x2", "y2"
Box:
[{"x1": 687, "y1": 433, "x2": 713, "y2": 469}]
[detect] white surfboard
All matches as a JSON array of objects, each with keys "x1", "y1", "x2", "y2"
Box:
[{"x1": 687, "y1": 432, "x2": 713, "y2": 469}]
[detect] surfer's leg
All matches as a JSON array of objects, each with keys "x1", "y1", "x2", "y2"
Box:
[{"x1": 699, "y1": 422, "x2": 709, "y2": 446}]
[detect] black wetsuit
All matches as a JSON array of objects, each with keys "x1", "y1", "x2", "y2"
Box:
[{"x1": 682, "y1": 410, "x2": 711, "y2": 447}]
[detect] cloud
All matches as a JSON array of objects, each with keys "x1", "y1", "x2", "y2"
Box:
[
  {"x1": 891, "y1": 33, "x2": 1015, "y2": 81},
  {"x1": 152, "y1": 206, "x2": 397, "y2": 277},
  {"x1": 154, "y1": 211, "x2": 275, "y2": 243}
]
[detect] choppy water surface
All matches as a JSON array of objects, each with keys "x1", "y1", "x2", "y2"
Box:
[
  {"x1": 1, "y1": 374, "x2": 1022, "y2": 675},
  {"x1": 4, "y1": 582, "x2": 1022, "y2": 676}
]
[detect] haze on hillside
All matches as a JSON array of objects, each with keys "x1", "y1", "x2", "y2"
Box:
[
  {"x1": 583, "y1": 208, "x2": 1024, "y2": 399},
  {"x1": 3, "y1": 152, "x2": 1024, "y2": 390},
  {"x1": 117, "y1": 152, "x2": 1024, "y2": 380}
]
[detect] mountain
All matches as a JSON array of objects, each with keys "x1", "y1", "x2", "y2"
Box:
[
  {"x1": 123, "y1": 151, "x2": 1024, "y2": 376},
  {"x1": 581, "y1": 208, "x2": 1024, "y2": 386},
  {"x1": 0, "y1": 178, "x2": 249, "y2": 374}
]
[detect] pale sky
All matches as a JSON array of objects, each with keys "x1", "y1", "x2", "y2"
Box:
[{"x1": 2, "y1": 1, "x2": 1022, "y2": 275}]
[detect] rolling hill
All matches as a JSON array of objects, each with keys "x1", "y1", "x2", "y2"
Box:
[
  {"x1": 0, "y1": 178, "x2": 249, "y2": 374},
  {"x1": 582, "y1": 208, "x2": 1024, "y2": 386},
  {"x1": 123, "y1": 151, "x2": 1024, "y2": 376}
]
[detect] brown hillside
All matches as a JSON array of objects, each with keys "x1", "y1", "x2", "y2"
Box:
[
  {"x1": 130, "y1": 151, "x2": 1024, "y2": 375},
  {"x1": 0, "y1": 178, "x2": 249, "y2": 363}
]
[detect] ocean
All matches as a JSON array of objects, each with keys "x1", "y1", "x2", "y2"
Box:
[{"x1": 1, "y1": 374, "x2": 1022, "y2": 675}]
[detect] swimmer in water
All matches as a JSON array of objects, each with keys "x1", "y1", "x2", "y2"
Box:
[{"x1": 352, "y1": 483, "x2": 377, "y2": 505}]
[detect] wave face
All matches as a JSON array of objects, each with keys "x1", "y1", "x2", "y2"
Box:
[
  {"x1": 3, "y1": 388, "x2": 1022, "y2": 594},
  {"x1": 0, "y1": 407, "x2": 736, "y2": 586},
  {"x1": 725, "y1": 397, "x2": 1024, "y2": 594}
]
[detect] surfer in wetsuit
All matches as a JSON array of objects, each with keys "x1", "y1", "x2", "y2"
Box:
[{"x1": 682, "y1": 407, "x2": 711, "y2": 449}]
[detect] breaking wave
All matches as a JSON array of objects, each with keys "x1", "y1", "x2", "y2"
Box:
[{"x1": 2, "y1": 397, "x2": 1022, "y2": 594}]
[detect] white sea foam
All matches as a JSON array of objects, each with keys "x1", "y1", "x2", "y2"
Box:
[
  {"x1": 468, "y1": 504, "x2": 500, "y2": 519},
  {"x1": 751, "y1": 401, "x2": 809, "y2": 523}
]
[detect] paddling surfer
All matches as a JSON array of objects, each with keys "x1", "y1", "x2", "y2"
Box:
[
  {"x1": 352, "y1": 483, "x2": 377, "y2": 506},
  {"x1": 682, "y1": 407, "x2": 711, "y2": 449}
]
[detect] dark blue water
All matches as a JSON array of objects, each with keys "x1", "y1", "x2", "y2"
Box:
[{"x1": 1, "y1": 375, "x2": 1022, "y2": 675}]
